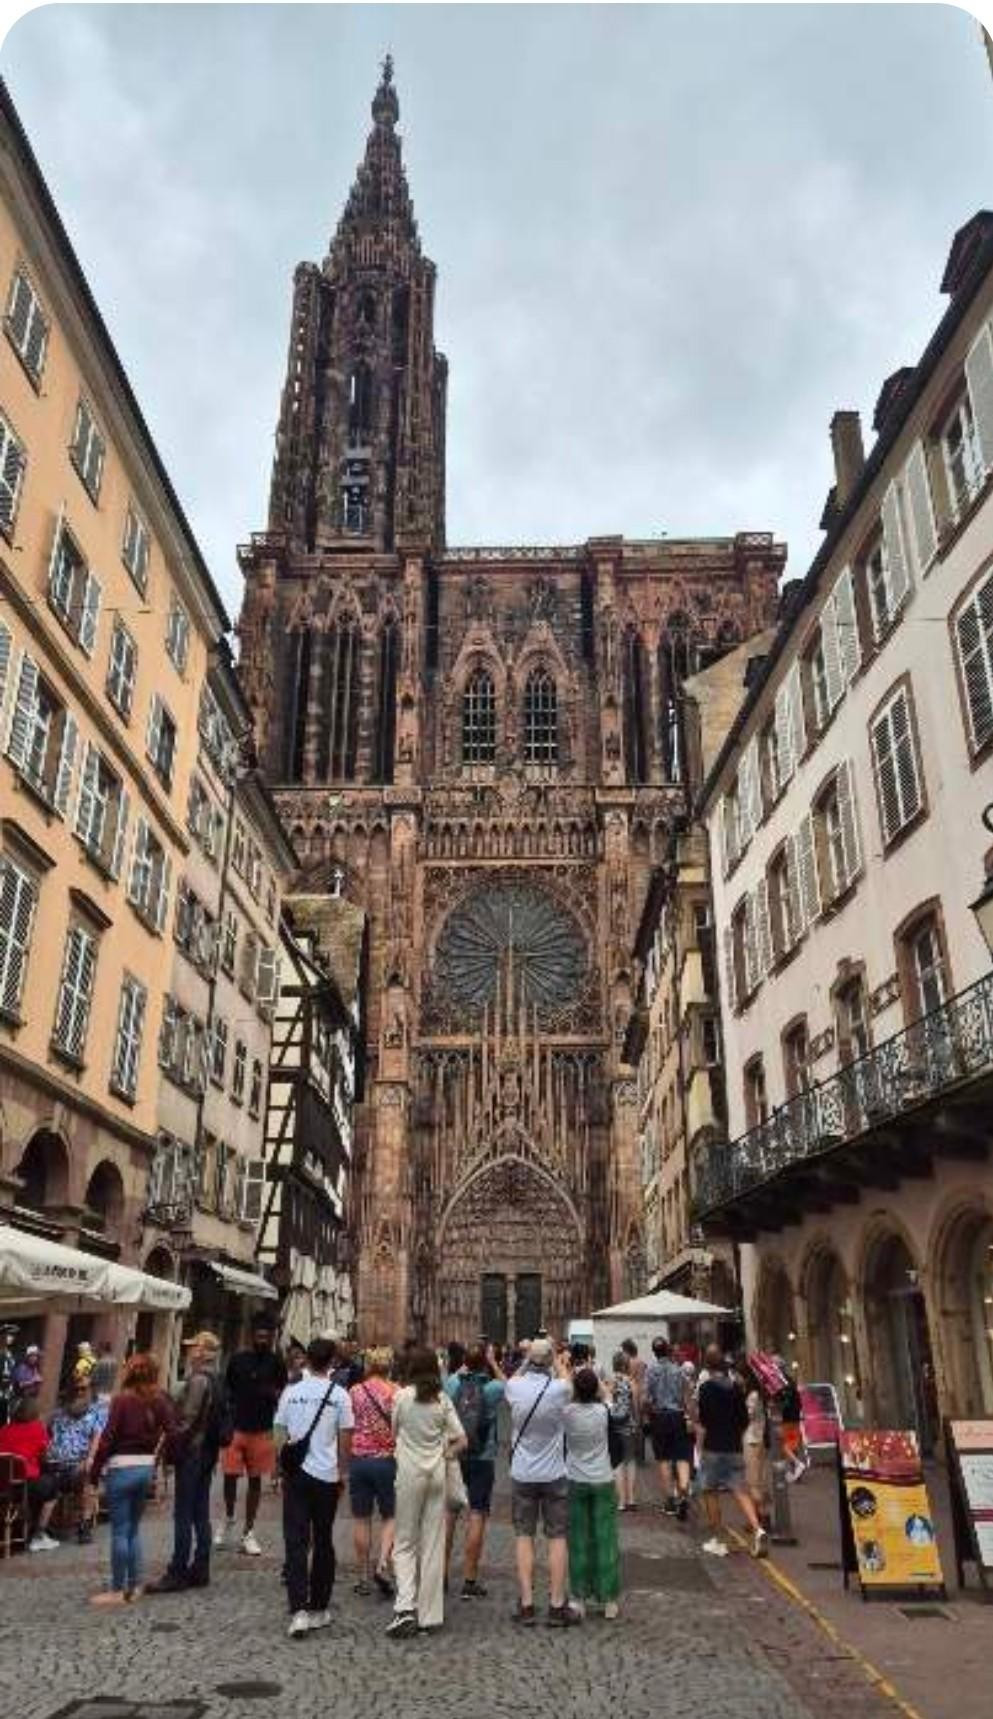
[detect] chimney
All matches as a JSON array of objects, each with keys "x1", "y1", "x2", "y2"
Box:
[{"x1": 830, "y1": 410, "x2": 865, "y2": 508}]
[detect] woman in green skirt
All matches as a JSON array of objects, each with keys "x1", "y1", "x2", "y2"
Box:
[{"x1": 564, "y1": 1366, "x2": 621, "y2": 1618}]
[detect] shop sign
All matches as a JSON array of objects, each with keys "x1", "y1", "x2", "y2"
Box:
[{"x1": 837, "y1": 1429, "x2": 945, "y2": 1600}]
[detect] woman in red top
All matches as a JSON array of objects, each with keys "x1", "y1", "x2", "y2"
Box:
[
  {"x1": 88, "y1": 1352, "x2": 175, "y2": 1606},
  {"x1": 349, "y1": 1346, "x2": 398, "y2": 1596},
  {"x1": 0, "y1": 1394, "x2": 58, "y2": 1550}
]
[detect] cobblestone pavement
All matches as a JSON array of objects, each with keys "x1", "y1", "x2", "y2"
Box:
[{"x1": 1, "y1": 1477, "x2": 902, "y2": 1719}]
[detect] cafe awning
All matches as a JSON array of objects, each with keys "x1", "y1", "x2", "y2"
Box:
[
  {"x1": 0, "y1": 1224, "x2": 190, "y2": 1314},
  {"x1": 209, "y1": 1261, "x2": 279, "y2": 1302}
]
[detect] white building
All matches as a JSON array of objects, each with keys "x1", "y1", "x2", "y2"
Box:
[{"x1": 696, "y1": 211, "x2": 993, "y2": 1444}]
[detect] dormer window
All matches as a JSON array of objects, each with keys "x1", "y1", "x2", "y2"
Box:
[{"x1": 941, "y1": 390, "x2": 983, "y2": 521}]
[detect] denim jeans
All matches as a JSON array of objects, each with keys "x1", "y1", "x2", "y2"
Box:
[
  {"x1": 169, "y1": 1449, "x2": 215, "y2": 1580},
  {"x1": 104, "y1": 1464, "x2": 154, "y2": 1593}
]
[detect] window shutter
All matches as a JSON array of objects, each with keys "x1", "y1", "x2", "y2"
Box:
[
  {"x1": 54, "y1": 925, "x2": 96, "y2": 1059},
  {"x1": 786, "y1": 661, "x2": 806, "y2": 762},
  {"x1": 833, "y1": 566, "x2": 861, "y2": 685},
  {"x1": 774, "y1": 681, "x2": 795, "y2": 784},
  {"x1": 835, "y1": 758, "x2": 863, "y2": 883},
  {"x1": 146, "y1": 694, "x2": 163, "y2": 765},
  {"x1": 0, "y1": 416, "x2": 25, "y2": 535},
  {"x1": 78, "y1": 572, "x2": 101, "y2": 657},
  {"x1": 0, "y1": 620, "x2": 12, "y2": 722},
  {"x1": 881, "y1": 480, "x2": 911, "y2": 613},
  {"x1": 6, "y1": 652, "x2": 36, "y2": 769},
  {"x1": 956, "y1": 577, "x2": 993, "y2": 753},
  {"x1": 0, "y1": 858, "x2": 36, "y2": 1016},
  {"x1": 720, "y1": 796, "x2": 735, "y2": 877},
  {"x1": 785, "y1": 832, "x2": 805, "y2": 940},
  {"x1": 155, "y1": 851, "x2": 172, "y2": 934},
  {"x1": 745, "y1": 739, "x2": 763, "y2": 832},
  {"x1": 74, "y1": 741, "x2": 100, "y2": 842},
  {"x1": 742, "y1": 893, "x2": 759, "y2": 994},
  {"x1": 755, "y1": 876, "x2": 774, "y2": 977},
  {"x1": 796, "y1": 812, "x2": 820, "y2": 924},
  {"x1": 965, "y1": 323, "x2": 993, "y2": 474},
  {"x1": 904, "y1": 443, "x2": 937, "y2": 574},
  {"x1": 128, "y1": 816, "x2": 149, "y2": 905},
  {"x1": 110, "y1": 786, "x2": 130, "y2": 880},
  {"x1": 820, "y1": 600, "x2": 844, "y2": 712},
  {"x1": 54, "y1": 712, "x2": 78, "y2": 817},
  {"x1": 45, "y1": 503, "x2": 67, "y2": 602},
  {"x1": 723, "y1": 925, "x2": 738, "y2": 1014}
]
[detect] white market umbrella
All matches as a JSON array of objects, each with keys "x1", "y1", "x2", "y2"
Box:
[{"x1": 0, "y1": 1224, "x2": 190, "y2": 1314}]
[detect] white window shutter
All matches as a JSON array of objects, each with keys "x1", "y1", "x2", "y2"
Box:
[
  {"x1": 892, "y1": 692, "x2": 921, "y2": 826},
  {"x1": 128, "y1": 816, "x2": 149, "y2": 905},
  {"x1": 79, "y1": 572, "x2": 102, "y2": 657},
  {"x1": 955, "y1": 577, "x2": 993, "y2": 752},
  {"x1": 146, "y1": 694, "x2": 162, "y2": 764},
  {"x1": 756, "y1": 876, "x2": 774, "y2": 977},
  {"x1": 881, "y1": 479, "x2": 911, "y2": 612},
  {"x1": 0, "y1": 858, "x2": 36, "y2": 1016},
  {"x1": 904, "y1": 443, "x2": 937, "y2": 574},
  {"x1": 54, "y1": 713, "x2": 79, "y2": 817},
  {"x1": 155, "y1": 851, "x2": 172, "y2": 934},
  {"x1": 110, "y1": 786, "x2": 130, "y2": 879},
  {"x1": 796, "y1": 812, "x2": 820, "y2": 924},
  {"x1": 833, "y1": 567, "x2": 861, "y2": 684},
  {"x1": 836, "y1": 758, "x2": 863, "y2": 884},
  {"x1": 74, "y1": 741, "x2": 99, "y2": 840},
  {"x1": 0, "y1": 418, "x2": 25, "y2": 535},
  {"x1": 720, "y1": 796, "x2": 735, "y2": 877},
  {"x1": 820, "y1": 600, "x2": 844, "y2": 712},
  {"x1": 785, "y1": 831, "x2": 805, "y2": 940},
  {"x1": 723, "y1": 925, "x2": 737, "y2": 1014},
  {"x1": 742, "y1": 893, "x2": 758, "y2": 994},
  {"x1": 965, "y1": 323, "x2": 993, "y2": 474},
  {"x1": 6, "y1": 652, "x2": 37, "y2": 768},
  {"x1": 775, "y1": 681, "x2": 795, "y2": 784},
  {"x1": 787, "y1": 661, "x2": 806, "y2": 762},
  {"x1": 45, "y1": 502, "x2": 67, "y2": 597},
  {"x1": 0, "y1": 620, "x2": 12, "y2": 722}
]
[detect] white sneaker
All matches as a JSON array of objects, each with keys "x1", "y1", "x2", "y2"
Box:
[
  {"x1": 604, "y1": 1601, "x2": 620, "y2": 1620},
  {"x1": 29, "y1": 1533, "x2": 59, "y2": 1552},
  {"x1": 287, "y1": 1610, "x2": 310, "y2": 1638},
  {"x1": 214, "y1": 1520, "x2": 234, "y2": 1548},
  {"x1": 241, "y1": 1530, "x2": 262, "y2": 1556},
  {"x1": 701, "y1": 1537, "x2": 729, "y2": 1558},
  {"x1": 307, "y1": 1608, "x2": 332, "y2": 1631},
  {"x1": 752, "y1": 1527, "x2": 769, "y2": 1559}
]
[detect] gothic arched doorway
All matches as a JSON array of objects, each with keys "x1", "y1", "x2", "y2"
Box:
[
  {"x1": 863, "y1": 1230, "x2": 938, "y2": 1453},
  {"x1": 933, "y1": 1204, "x2": 993, "y2": 1418},
  {"x1": 436, "y1": 1157, "x2": 585, "y2": 1344}
]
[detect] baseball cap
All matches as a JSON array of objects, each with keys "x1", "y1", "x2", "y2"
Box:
[{"x1": 528, "y1": 1337, "x2": 554, "y2": 1368}]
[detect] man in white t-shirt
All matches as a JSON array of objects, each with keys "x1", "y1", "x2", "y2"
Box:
[
  {"x1": 273, "y1": 1336, "x2": 354, "y2": 1638},
  {"x1": 504, "y1": 1338, "x2": 580, "y2": 1628}
]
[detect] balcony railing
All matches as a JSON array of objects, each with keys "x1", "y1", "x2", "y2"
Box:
[{"x1": 693, "y1": 971, "x2": 993, "y2": 1216}]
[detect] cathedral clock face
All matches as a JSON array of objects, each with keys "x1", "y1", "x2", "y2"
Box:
[{"x1": 434, "y1": 882, "x2": 587, "y2": 1016}]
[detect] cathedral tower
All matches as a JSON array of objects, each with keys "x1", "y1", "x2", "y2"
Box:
[{"x1": 238, "y1": 64, "x2": 785, "y2": 1343}]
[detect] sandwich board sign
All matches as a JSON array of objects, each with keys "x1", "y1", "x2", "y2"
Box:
[
  {"x1": 837, "y1": 1429, "x2": 945, "y2": 1600},
  {"x1": 946, "y1": 1419, "x2": 993, "y2": 1598}
]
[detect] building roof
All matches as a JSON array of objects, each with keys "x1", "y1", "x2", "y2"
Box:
[
  {"x1": 0, "y1": 78, "x2": 230, "y2": 636},
  {"x1": 696, "y1": 209, "x2": 993, "y2": 814},
  {"x1": 285, "y1": 895, "x2": 366, "y2": 1011}
]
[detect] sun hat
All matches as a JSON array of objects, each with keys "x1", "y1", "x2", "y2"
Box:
[{"x1": 182, "y1": 1330, "x2": 221, "y2": 1354}]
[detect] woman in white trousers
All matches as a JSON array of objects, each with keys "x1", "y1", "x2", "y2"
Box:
[{"x1": 387, "y1": 1346, "x2": 466, "y2": 1639}]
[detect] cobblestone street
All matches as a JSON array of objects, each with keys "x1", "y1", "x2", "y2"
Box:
[{"x1": 0, "y1": 1475, "x2": 903, "y2": 1719}]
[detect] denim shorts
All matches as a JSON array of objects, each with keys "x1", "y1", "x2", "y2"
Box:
[
  {"x1": 698, "y1": 1450, "x2": 746, "y2": 1493},
  {"x1": 349, "y1": 1455, "x2": 396, "y2": 1520}
]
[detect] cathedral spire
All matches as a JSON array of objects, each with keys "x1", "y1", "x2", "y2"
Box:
[{"x1": 335, "y1": 56, "x2": 418, "y2": 250}]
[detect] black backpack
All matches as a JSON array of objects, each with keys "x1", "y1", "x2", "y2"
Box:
[
  {"x1": 455, "y1": 1374, "x2": 493, "y2": 1457},
  {"x1": 202, "y1": 1373, "x2": 235, "y2": 1457}
]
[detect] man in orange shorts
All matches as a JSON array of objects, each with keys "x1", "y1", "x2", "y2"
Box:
[{"x1": 216, "y1": 1314, "x2": 286, "y2": 1555}]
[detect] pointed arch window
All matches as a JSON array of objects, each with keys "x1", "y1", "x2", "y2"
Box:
[
  {"x1": 374, "y1": 618, "x2": 399, "y2": 783},
  {"x1": 288, "y1": 630, "x2": 312, "y2": 782},
  {"x1": 347, "y1": 364, "x2": 374, "y2": 442},
  {"x1": 622, "y1": 630, "x2": 648, "y2": 783},
  {"x1": 462, "y1": 668, "x2": 496, "y2": 764},
  {"x1": 319, "y1": 615, "x2": 361, "y2": 782},
  {"x1": 523, "y1": 668, "x2": 558, "y2": 765}
]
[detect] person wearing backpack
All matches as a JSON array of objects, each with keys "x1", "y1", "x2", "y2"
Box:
[
  {"x1": 147, "y1": 1331, "x2": 226, "y2": 1593},
  {"x1": 443, "y1": 1340, "x2": 505, "y2": 1600}
]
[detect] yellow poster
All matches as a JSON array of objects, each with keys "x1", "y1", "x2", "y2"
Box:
[{"x1": 840, "y1": 1429, "x2": 944, "y2": 1592}]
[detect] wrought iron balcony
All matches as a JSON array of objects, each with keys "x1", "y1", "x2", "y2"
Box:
[{"x1": 693, "y1": 970, "x2": 993, "y2": 1222}]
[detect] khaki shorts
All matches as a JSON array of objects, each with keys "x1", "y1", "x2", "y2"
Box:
[
  {"x1": 221, "y1": 1429, "x2": 276, "y2": 1478},
  {"x1": 511, "y1": 1477, "x2": 569, "y2": 1539}
]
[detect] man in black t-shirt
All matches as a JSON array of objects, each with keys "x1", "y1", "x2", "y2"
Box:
[
  {"x1": 216, "y1": 1314, "x2": 286, "y2": 1555},
  {"x1": 695, "y1": 1345, "x2": 767, "y2": 1561}
]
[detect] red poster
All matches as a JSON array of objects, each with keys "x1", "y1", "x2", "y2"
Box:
[{"x1": 801, "y1": 1382, "x2": 842, "y2": 1447}]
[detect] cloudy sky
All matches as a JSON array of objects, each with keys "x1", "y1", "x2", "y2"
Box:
[{"x1": 3, "y1": 5, "x2": 992, "y2": 618}]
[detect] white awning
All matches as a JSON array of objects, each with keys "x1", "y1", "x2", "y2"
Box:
[
  {"x1": 210, "y1": 1261, "x2": 279, "y2": 1301},
  {"x1": 591, "y1": 1289, "x2": 732, "y2": 1322},
  {"x1": 0, "y1": 1224, "x2": 191, "y2": 1314}
]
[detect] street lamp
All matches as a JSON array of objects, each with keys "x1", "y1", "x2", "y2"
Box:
[{"x1": 969, "y1": 804, "x2": 993, "y2": 958}]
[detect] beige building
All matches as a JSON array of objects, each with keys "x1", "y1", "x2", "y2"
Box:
[
  {"x1": 696, "y1": 210, "x2": 993, "y2": 1444},
  {"x1": 0, "y1": 82, "x2": 231, "y2": 1392}
]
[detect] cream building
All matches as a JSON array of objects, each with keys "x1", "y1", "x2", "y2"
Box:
[
  {"x1": 696, "y1": 210, "x2": 993, "y2": 1444},
  {"x1": 0, "y1": 82, "x2": 230, "y2": 1393}
]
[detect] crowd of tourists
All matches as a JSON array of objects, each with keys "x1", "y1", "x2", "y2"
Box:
[{"x1": 0, "y1": 1316, "x2": 809, "y2": 1637}]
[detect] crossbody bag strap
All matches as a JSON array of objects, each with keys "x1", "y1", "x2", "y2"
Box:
[
  {"x1": 511, "y1": 1375, "x2": 551, "y2": 1460},
  {"x1": 301, "y1": 1382, "x2": 335, "y2": 1445},
  {"x1": 361, "y1": 1382, "x2": 394, "y2": 1430}
]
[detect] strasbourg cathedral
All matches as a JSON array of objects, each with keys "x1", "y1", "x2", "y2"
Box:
[{"x1": 236, "y1": 62, "x2": 784, "y2": 1343}]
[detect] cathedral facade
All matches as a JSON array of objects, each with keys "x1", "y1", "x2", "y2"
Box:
[{"x1": 237, "y1": 63, "x2": 785, "y2": 1343}]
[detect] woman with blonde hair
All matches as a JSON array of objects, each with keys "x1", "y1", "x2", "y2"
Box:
[
  {"x1": 349, "y1": 1346, "x2": 398, "y2": 1597},
  {"x1": 387, "y1": 1346, "x2": 466, "y2": 1639},
  {"x1": 88, "y1": 1352, "x2": 175, "y2": 1606}
]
